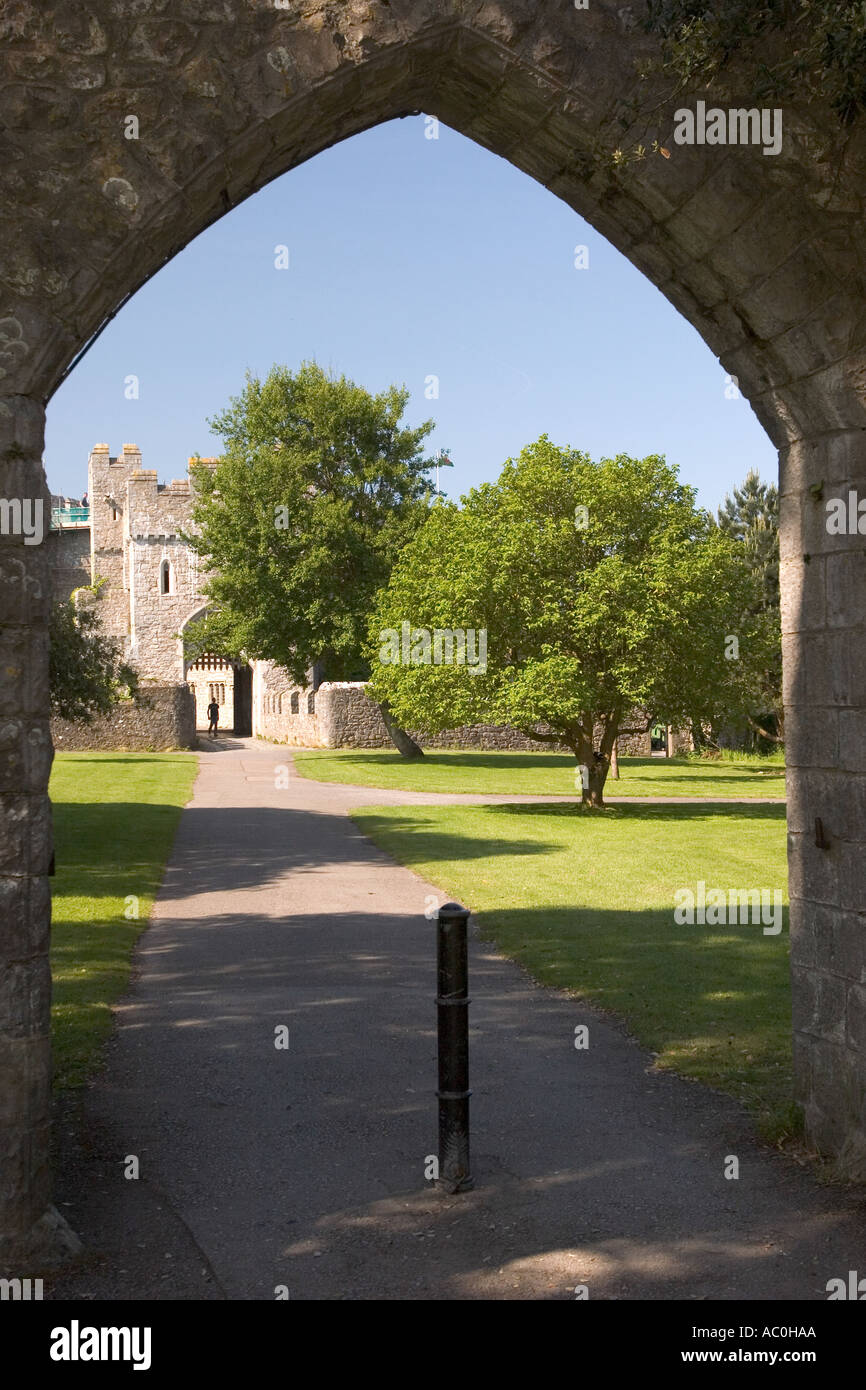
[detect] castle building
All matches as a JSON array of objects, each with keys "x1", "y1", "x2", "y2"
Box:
[{"x1": 49, "y1": 444, "x2": 279, "y2": 736}]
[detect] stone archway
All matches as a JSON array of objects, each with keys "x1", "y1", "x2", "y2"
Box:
[
  {"x1": 179, "y1": 607, "x2": 252, "y2": 735},
  {"x1": 178, "y1": 604, "x2": 211, "y2": 683},
  {"x1": 2, "y1": 1, "x2": 866, "y2": 1260}
]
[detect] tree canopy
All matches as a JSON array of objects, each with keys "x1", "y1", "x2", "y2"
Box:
[
  {"x1": 715, "y1": 468, "x2": 782, "y2": 747},
  {"x1": 367, "y1": 437, "x2": 760, "y2": 804},
  {"x1": 643, "y1": 1, "x2": 866, "y2": 124},
  {"x1": 50, "y1": 587, "x2": 138, "y2": 723},
  {"x1": 185, "y1": 361, "x2": 435, "y2": 687}
]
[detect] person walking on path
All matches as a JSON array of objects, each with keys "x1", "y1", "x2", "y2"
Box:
[{"x1": 206, "y1": 699, "x2": 220, "y2": 738}]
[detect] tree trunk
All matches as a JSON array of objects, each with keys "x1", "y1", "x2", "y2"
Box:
[
  {"x1": 610, "y1": 741, "x2": 619, "y2": 779},
  {"x1": 578, "y1": 716, "x2": 619, "y2": 807},
  {"x1": 583, "y1": 758, "x2": 608, "y2": 807},
  {"x1": 378, "y1": 700, "x2": 425, "y2": 759},
  {"x1": 574, "y1": 741, "x2": 609, "y2": 807}
]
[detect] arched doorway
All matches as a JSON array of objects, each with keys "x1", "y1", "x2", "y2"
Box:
[
  {"x1": 186, "y1": 653, "x2": 253, "y2": 737},
  {"x1": 3, "y1": 4, "x2": 866, "y2": 1258},
  {"x1": 180, "y1": 609, "x2": 253, "y2": 738}
]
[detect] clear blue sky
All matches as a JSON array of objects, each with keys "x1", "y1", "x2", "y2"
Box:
[{"x1": 45, "y1": 117, "x2": 775, "y2": 510}]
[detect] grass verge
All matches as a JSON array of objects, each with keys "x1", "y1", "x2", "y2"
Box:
[
  {"x1": 294, "y1": 749, "x2": 786, "y2": 799},
  {"x1": 50, "y1": 751, "x2": 199, "y2": 1090}
]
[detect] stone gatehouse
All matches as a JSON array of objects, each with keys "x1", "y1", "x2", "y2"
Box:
[{"x1": 51, "y1": 442, "x2": 274, "y2": 740}]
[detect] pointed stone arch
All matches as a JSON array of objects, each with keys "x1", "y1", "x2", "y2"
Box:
[{"x1": 3, "y1": 2, "x2": 866, "y2": 1260}]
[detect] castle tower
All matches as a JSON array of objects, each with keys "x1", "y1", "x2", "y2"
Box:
[
  {"x1": 87, "y1": 443, "x2": 211, "y2": 681},
  {"x1": 87, "y1": 442, "x2": 134, "y2": 643}
]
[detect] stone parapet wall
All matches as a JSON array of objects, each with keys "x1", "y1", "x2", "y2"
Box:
[
  {"x1": 253, "y1": 659, "x2": 320, "y2": 746},
  {"x1": 257, "y1": 706, "x2": 320, "y2": 746},
  {"x1": 51, "y1": 684, "x2": 196, "y2": 752},
  {"x1": 317, "y1": 682, "x2": 391, "y2": 748},
  {"x1": 252, "y1": 679, "x2": 687, "y2": 756},
  {"x1": 414, "y1": 723, "x2": 565, "y2": 751}
]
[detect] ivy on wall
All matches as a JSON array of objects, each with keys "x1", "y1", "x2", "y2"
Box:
[{"x1": 642, "y1": 1, "x2": 866, "y2": 124}]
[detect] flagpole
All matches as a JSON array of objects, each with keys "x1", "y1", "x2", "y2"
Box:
[{"x1": 435, "y1": 447, "x2": 453, "y2": 498}]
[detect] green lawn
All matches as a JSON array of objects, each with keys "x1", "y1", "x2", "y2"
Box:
[
  {"x1": 294, "y1": 748, "x2": 786, "y2": 799},
  {"x1": 50, "y1": 752, "x2": 199, "y2": 1090},
  {"x1": 351, "y1": 800, "x2": 796, "y2": 1140}
]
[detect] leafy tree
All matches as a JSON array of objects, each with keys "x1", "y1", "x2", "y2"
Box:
[
  {"x1": 367, "y1": 437, "x2": 759, "y2": 806},
  {"x1": 717, "y1": 469, "x2": 779, "y2": 607},
  {"x1": 50, "y1": 587, "x2": 139, "y2": 722},
  {"x1": 612, "y1": 3, "x2": 866, "y2": 169},
  {"x1": 185, "y1": 361, "x2": 435, "y2": 756},
  {"x1": 643, "y1": 1, "x2": 866, "y2": 126},
  {"x1": 716, "y1": 469, "x2": 783, "y2": 748}
]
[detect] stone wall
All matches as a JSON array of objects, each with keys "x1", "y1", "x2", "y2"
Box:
[
  {"x1": 317, "y1": 682, "x2": 391, "y2": 748},
  {"x1": 45, "y1": 527, "x2": 91, "y2": 606},
  {"x1": 418, "y1": 723, "x2": 669, "y2": 755},
  {"x1": 253, "y1": 678, "x2": 688, "y2": 756},
  {"x1": 411, "y1": 723, "x2": 558, "y2": 751},
  {"x1": 253, "y1": 660, "x2": 323, "y2": 746},
  {"x1": 50, "y1": 684, "x2": 196, "y2": 752}
]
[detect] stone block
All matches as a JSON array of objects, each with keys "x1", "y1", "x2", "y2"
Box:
[
  {"x1": 798, "y1": 1035, "x2": 853, "y2": 1155},
  {"x1": 0, "y1": 793, "x2": 51, "y2": 877},
  {"x1": 779, "y1": 488, "x2": 844, "y2": 559},
  {"x1": 839, "y1": 841, "x2": 866, "y2": 914},
  {"x1": 0, "y1": 957, "x2": 51, "y2": 1039},
  {"x1": 847, "y1": 982, "x2": 866, "y2": 1056},
  {"x1": 0, "y1": 1118, "x2": 52, "y2": 1238},
  {"x1": 791, "y1": 964, "x2": 847, "y2": 1044},
  {"x1": 773, "y1": 357, "x2": 866, "y2": 436},
  {"x1": 742, "y1": 242, "x2": 839, "y2": 342},
  {"x1": 792, "y1": 897, "x2": 866, "y2": 984},
  {"x1": 826, "y1": 549, "x2": 866, "y2": 629},
  {"x1": 834, "y1": 628, "x2": 866, "y2": 708},
  {"x1": 779, "y1": 428, "x2": 866, "y2": 498},
  {"x1": 0, "y1": 395, "x2": 46, "y2": 458},
  {"x1": 839, "y1": 710, "x2": 866, "y2": 773},
  {"x1": 779, "y1": 553, "x2": 824, "y2": 632},
  {"x1": 773, "y1": 292, "x2": 864, "y2": 381},
  {"x1": 0, "y1": 626, "x2": 49, "y2": 720},
  {"x1": 785, "y1": 705, "x2": 837, "y2": 771},
  {"x1": 781, "y1": 631, "x2": 809, "y2": 706},
  {"x1": 0, "y1": 874, "x2": 50, "y2": 959},
  {"x1": 0, "y1": 718, "x2": 52, "y2": 794},
  {"x1": 786, "y1": 831, "x2": 838, "y2": 908},
  {"x1": 792, "y1": 768, "x2": 866, "y2": 842},
  {"x1": 0, "y1": 1035, "x2": 51, "y2": 1125}
]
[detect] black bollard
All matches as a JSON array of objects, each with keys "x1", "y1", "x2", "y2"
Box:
[{"x1": 435, "y1": 901, "x2": 473, "y2": 1192}]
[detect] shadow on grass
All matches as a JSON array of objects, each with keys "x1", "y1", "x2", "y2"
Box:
[
  {"x1": 491, "y1": 801, "x2": 787, "y2": 822},
  {"x1": 54, "y1": 800, "x2": 555, "y2": 908},
  {"x1": 298, "y1": 750, "x2": 783, "y2": 776}
]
